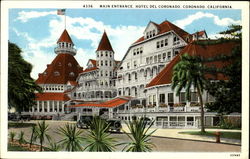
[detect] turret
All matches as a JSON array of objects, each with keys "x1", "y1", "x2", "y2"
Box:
[{"x1": 54, "y1": 29, "x2": 76, "y2": 56}]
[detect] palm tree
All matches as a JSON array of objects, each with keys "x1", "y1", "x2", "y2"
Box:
[
  {"x1": 29, "y1": 125, "x2": 37, "y2": 148},
  {"x1": 84, "y1": 116, "x2": 117, "y2": 152},
  {"x1": 18, "y1": 131, "x2": 26, "y2": 144},
  {"x1": 36, "y1": 120, "x2": 51, "y2": 151},
  {"x1": 48, "y1": 140, "x2": 61, "y2": 151},
  {"x1": 172, "y1": 53, "x2": 206, "y2": 133},
  {"x1": 57, "y1": 123, "x2": 84, "y2": 152},
  {"x1": 122, "y1": 118, "x2": 156, "y2": 152},
  {"x1": 9, "y1": 132, "x2": 16, "y2": 142}
]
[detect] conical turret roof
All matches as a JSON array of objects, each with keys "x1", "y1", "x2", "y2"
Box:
[
  {"x1": 96, "y1": 31, "x2": 114, "y2": 52},
  {"x1": 57, "y1": 29, "x2": 74, "y2": 44}
]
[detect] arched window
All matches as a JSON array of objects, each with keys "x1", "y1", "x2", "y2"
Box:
[
  {"x1": 54, "y1": 71, "x2": 60, "y2": 76},
  {"x1": 69, "y1": 72, "x2": 75, "y2": 77},
  {"x1": 68, "y1": 63, "x2": 72, "y2": 67}
]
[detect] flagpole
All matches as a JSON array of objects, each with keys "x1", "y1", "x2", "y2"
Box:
[{"x1": 65, "y1": 13, "x2": 66, "y2": 29}]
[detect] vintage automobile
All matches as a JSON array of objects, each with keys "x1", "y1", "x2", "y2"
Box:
[
  {"x1": 106, "y1": 119, "x2": 122, "y2": 132},
  {"x1": 76, "y1": 115, "x2": 93, "y2": 129}
]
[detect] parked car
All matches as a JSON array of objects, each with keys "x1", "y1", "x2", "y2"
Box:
[
  {"x1": 20, "y1": 114, "x2": 31, "y2": 121},
  {"x1": 76, "y1": 115, "x2": 93, "y2": 129},
  {"x1": 106, "y1": 119, "x2": 122, "y2": 132}
]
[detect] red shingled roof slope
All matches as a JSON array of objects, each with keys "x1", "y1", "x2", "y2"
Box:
[
  {"x1": 36, "y1": 93, "x2": 70, "y2": 101},
  {"x1": 57, "y1": 29, "x2": 74, "y2": 44},
  {"x1": 67, "y1": 97, "x2": 129, "y2": 108},
  {"x1": 146, "y1": 41, "x2": 239, "y2": 88},
  {"x1": 96, "y1": 31, "x2": 114, "y2": 52},
  {"x1": 82, "y1": 67, "x2": 99, "y2": 73},
  {"x1": 36, "y1": 53, "x2": 83, "y2": 84},
  {"x1": 134, "y1": 20, "x2": 190, "y2": 44},
  {"x1": 90, "y1": 59, "x2": 97, "y2": 66}
]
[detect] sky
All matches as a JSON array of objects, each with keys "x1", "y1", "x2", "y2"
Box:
[{"x1": 9, "y1": 9, "x2": 241, "y2": 79}]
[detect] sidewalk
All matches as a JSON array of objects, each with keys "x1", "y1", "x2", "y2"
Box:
[{"x1": 121, "y1": 124, "x2": 241, "y2": 145}]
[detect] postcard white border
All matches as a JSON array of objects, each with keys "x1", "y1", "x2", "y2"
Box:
[{"x1": 1, "y1": 1, "x2": 249, "y2": 159}]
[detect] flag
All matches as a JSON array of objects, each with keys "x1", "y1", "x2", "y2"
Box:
[{"x1": 57, "y1": 9, "x2": 66, "y2": 15}]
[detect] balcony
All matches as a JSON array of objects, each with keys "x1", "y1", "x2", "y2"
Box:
[{"x1": 54, "y1": 47, "x2": 76, "y2": 55}]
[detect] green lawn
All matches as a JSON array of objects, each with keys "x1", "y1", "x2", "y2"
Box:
[
  {"x1": 8, "y1": 122, "x2": 36, "y2": 128},
  {"x1": 8, "y1": 143, "x2": 30, "y2": 151},
  {"x1": 179, "y1": 131, "x2": 241, "y2": 140}
]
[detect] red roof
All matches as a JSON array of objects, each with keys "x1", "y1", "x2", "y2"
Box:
[
  {"x1": 67, "y1": 97, "x2": 129, "y2": 108},
  {"x1": 146, "y1": 41, "x2": 239, "y2": 88},
  {"x1": 57, "y1": 29, "x2": 74, "y2": 44},
  {"x1": 134, "y1": 20, "x2": 190, "y2": 44},
  {"x1": 89, "y1": 59, "x2": 97, "y2": 66},
  {"x1": 81, "y1": 67, "x2": 98, "y2": 73},
  {"x1": 96, "y1": 31, "x2": 114, "y2": 52},
  {"x1": 36, "y1": 93, "x2": 70, "y2": 101},
  {"x1": 36, "y1": 53, "x2": 83, "y2": 84},
  {"x1": 68, "y1": 81, "x2": 77, "y2": 86}
]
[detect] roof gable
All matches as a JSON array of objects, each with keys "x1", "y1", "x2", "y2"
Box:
[
  {"x1": 36, "y1": 53, "x2": 83, "y2": 84},
  {"x1": 96, "y1": 31, "x2": 114, "y2": 52},
  {"x1": 146, "y1": 41, "x2": 239, "y2": 88},
  {"x1": 57, "y1": 29, "x2": 74, "y2": 44}
]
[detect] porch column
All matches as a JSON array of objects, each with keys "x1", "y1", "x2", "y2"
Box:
[
  {"x1": 37, "y1": 101, "x2": 39, "y2": 112},
  {"x1": 62, "y1": 102, "x2": 64, "y2": 113},
  {"x1": 156, "y1": 87, "x2": 159, "y2": 110},
  {"x1": 42, "y1": 101, "x2": 45, "y2": 113},
  {"x1": 47, "y1": 101, "x2": 50, "y2": 113},
  {"x1": 109, "y1": 108, "x2": 113, "y2": 119},
  {"x1": 185, "y1": 116, "x2": 187, "y2": 127},
  {"x1": 52, "y1": 100, "x2": 55, "y2": 112},
  {"x1": 57, "y1": 101, "x2": 60, "y2": 113}
]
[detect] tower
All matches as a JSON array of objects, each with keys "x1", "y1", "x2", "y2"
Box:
[
  {"x1": 55, "y1": 29, "x2": 76, "y2": 56},
  {"x1": 96, "y1": 31, "x2": 115, "y2": 88}
]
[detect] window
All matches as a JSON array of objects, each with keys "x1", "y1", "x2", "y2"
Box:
[
  {"x1": 101, "y1": 52, "x2": 103, "y2": 56},
  {"x1": 110, "y1": 61, "x2": 112, "y2": 66},
  {"x1": 105, "y1": 60, "x2": 108, "y2": 66},
  {"x1": 191, "y1": 92, "x2": 199, "y2": 103},
  {"x1": 168, "y1": 93, "x2": 174, "y2": 106},
  {"x1": 137, "y1": 48, "x2": 139, "y2": 54},
  {"x1": 154, "y1": 56, "x2": 157, "y2": 63},
  {"x1": 97, "y1": 52, "x2": 99, "y2": 57},
  {"x1": 101, "y1": 61, "x2": 103, "y2": 66},
  {"x1": 69, "y1": 72, "x2": 74, "y2": 77},
  {"x1": 146, "y1": 32, "x2": 149, "y2": 39},
  {"x1": 146, "y1": 57, "x2": 149, "y2": 64},
  {"x1": 105, "y1": 51, "x2": 108, "y2": 57},
  {"x1": 149, "y1": 31, "x2": 152, "y2": 38},
  {"x1": 100, "y1": 71, "x2": 103, "y2": 76},
  {"x1": 128, "y1": 74, "x2": 131, "y2": 81},
  {"x1": 165, "y1": 39, "x2": 168, "y2": 46},
  {"x1": 158, "y1": 54, "x2": 161, "y2": 62},
  {"x1": 179, "y1": 92, "x2": 186, "y2": 104},
  {"x1": 127, "y1": 62, "x2": 130, "y2": 69},
  {"x1": 135, "y1": 73, "x2": 137, "y2": 80},
  {"x1": 105, "y1": 71, "x2": 108, "y2": 76},
  {"x1": 150, "y1": 57, "x2": 153, "y2": 63},
  {"x1": 156, "y1": 42, "x2": 160, "y2": 48},
  {"x1": 110, "y1": 71, "x2": 112, "y2": 76},
  {"x1": 174, "y1": 51, "x2": 179, "y2": 56},
  {"x1": 140, "y1": 47, "x2": 143, "y2": 54},
  {"x1": 161, "y1": 40, "x2": 164, "y2": 47},
  {"x1": 134, "y1": 61, "x2": 137, "y2": 67},
  {"x1": 133, "y1": 49, "x2": 136, "y2": 55},
  {"x1": 153, "y1": 30, "x2": 156, "y2": 36},
  {"x1": 163, "y1": 53, "x2": 166, "y2": 61},
  {"x1": 159, "y1": 94, "x2": 165, "y2": 103},
  {"x1": 148, "y1": 95, "x2": 152, "y2": 105},
  {"x1": 167, "y1": 52, "x2": 171, "y2": 60},
  {"x1": 54, "y1": 71, "x2": 60, "y2": 76},
  {"x1": 110, "y1": 53, "x2": 112, "y2": 57},
  {"x1": 153, "y1": 95, "x2": 156, "y2": 106},
  {"x1": 68, "y1": 63, "x2": 72, "y2": 67}
]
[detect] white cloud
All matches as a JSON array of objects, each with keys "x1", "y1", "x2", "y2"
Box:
[
  {"x1": 174, "y1": 11, "x2": 241, "y2": 29},
  {"x1": 13, "y1": 11, "x2": 144, "y2": 79},
  {"x1": 16, "y1": 10, "x2": 57, "y2": 23}
]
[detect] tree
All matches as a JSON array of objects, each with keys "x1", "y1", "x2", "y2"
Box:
[
  {"x1": 172, "y1": 54, "x2": 206, "y2": 133},
  {"x1": 205, "y1": 25, "x2": 242, "y2": 114},
  {"x1": 84, "y1": 116, "x2": 117, "y2": 152},
  {"x1": 57, "y1": 123, "x2": 84, "y2": 152},
  {"x1": 9, "y1": 132, "x2": 16, "y2": 142},
  {"x1": 8, "y1": 42, "x2": 42, "y2": 113},
  {"x1": 122, "y1": 118, "x2": 156, "y2": 152},
  {"x1": 35, "y1": 120, "x2": 51, "y2": 151},
  {"x1": 29, "y1": 125, "x2": 37, "y2": 148},
  {"x1": 18, "y1": 131, "x2": 26, "y2": 144}
]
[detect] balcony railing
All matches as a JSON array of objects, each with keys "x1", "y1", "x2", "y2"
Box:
[
  {"x1": 54, "y1": 47, "x2": 76, "y2": 55},
  {"x1": 155, "y1": 121, "x2": 198, "y2": 128}
]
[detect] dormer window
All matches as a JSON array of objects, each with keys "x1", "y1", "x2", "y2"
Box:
[
  {"x1": 68, "y1": 63, "x2": 72, "y2": 67},
  {"x1": 153, "y1": 30, "x2": 156, "y2": 36},
  {"x1": 54, "y1": 71, "x2": 60, "y2": 76},
  {"x1": 44, "y1": 72, "x2": 47, "y2": 75},
  {"x1": 69, "y1": 72, "x2": 75, "y2": 77},
  {"x1": 58, "y1": 62, "x2": 62, "y2": 66}
]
